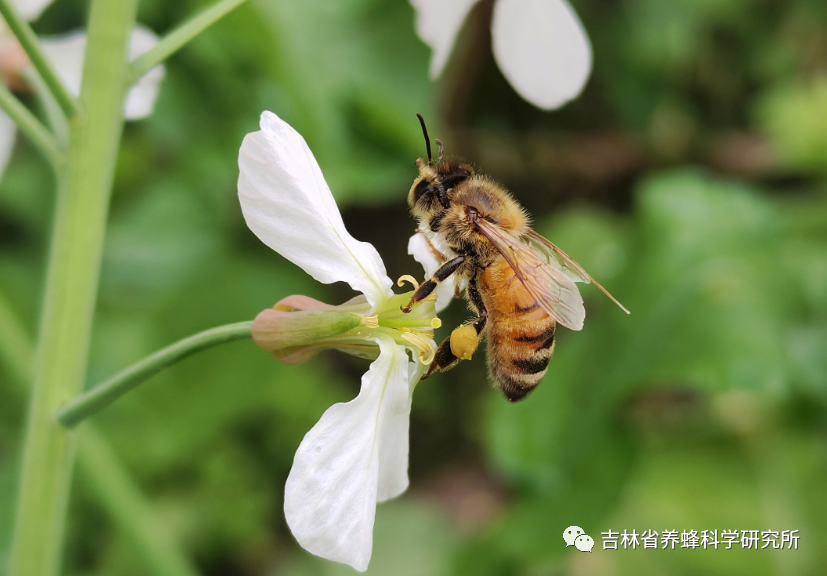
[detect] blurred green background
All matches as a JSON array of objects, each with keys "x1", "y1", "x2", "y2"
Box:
[{"x1": 2, "y1": 0, "x2": 827, "y2": 574}]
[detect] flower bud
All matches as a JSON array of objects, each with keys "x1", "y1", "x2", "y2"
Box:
[
  {"x1": 0, "y1": 37, "x2": 31, "y2": 92},
  {"x1": 252, "y1": 295, "x2": 362, "y2": 363}
]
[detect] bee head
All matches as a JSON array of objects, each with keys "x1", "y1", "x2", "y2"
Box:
[
  {"x1": 408, "y1": 114, "x2": 474, "y2": 216},
  {"x1": 408, "y1": 161, "x2": 474, "y2": 214}
]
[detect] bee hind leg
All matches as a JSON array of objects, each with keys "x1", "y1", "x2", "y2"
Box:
[
  {"x1": 422, "y1": 337, "x2": 458, "y2": 380},
  {"x1": 424, "y1": 276, "x2": 489, "y2": 378},
  {"x1": 402, "y1": 256, "x2": 465, "y2": 313},
  {"x1": 422, "y1": 315, "x2": 487, "y2": 379}
]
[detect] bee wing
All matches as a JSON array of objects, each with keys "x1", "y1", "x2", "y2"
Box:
[
  {"x1": 474, "y1": 219, "x2": 586, "y2": 330},
  {"x1": 524, "y1": 230, "x2": 630, "y2": 314}
]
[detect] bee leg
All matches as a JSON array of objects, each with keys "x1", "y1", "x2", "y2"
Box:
[
  {"x1": 423, "y1": 276, "x2": 488, "y2": 378},
  {"x1": 422, "y1": 337, "x2": 459, "y2": 379},
  {"x1": 443, "y1": 276, "x2": 487, "y2": 366},
  {"x1": 467, "y1": 276, "x2": 486, "y2": 317},
  {"x1": 401, "y1": 256, "x2": 465, "y2": 313},
  {"x1": 423, "y1": 314, "x2": 487, "y2": 379}
]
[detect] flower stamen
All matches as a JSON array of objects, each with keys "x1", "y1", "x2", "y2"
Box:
[
  {"x1": 362, "y1": 315, "x2": 379, "y2": 328},
  {"x1": 397, "y1": 275, "x2": 420, "y2": 290},
  {"x1": 401, "y1": 332, "x2": 437, "y2": 365},
  {"x1": 399, "y1": 326, "x2": 434, "y2": 339}
]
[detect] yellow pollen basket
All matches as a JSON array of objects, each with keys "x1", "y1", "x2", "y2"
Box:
[{"x1": 449, "y1": 324, "x2": 478, "y2": 360}]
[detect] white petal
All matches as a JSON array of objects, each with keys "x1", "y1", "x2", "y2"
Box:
[
  {"x1": 410, "y1": 0, "x2": 481, "y2": 78},
  {"x1": 124, "y1": 25, "x2": 165, "y2": 120},
  {"x1": 12, "y1": 0, "x2": 53, "y2": 21},
  {"x1": 408, "y1": 231, "x2": 456, "y2": 313},
  {"x1": 491, "y1": 0, "x2": 592, "y2": 110},
  {"x1": 38, "y1": 32, "x2": 84, "y2": 97},
  {"x1": 284, "y1": 335, "x2": 415, "y2": 572},
  {"x1": 376, "y1": 359, "x2": 421, "y2": 502},
  {"x1": 238, "y1": 111, "x2": 394, "y2": 309},
  {"x1": 0, "y1": 111, "x2": 17, "y2": 180},
  {"x1": 38, "y1": 25, "x2": 164, "y2": 120}
]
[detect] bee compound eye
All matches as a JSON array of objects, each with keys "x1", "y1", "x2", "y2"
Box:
[{"x1": 411, "y1": 179, "x2": 431, "y2": 204}]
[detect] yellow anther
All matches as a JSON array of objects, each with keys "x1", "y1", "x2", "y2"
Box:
[
  {"x1": 423, "y1": 293, "x2": 438, "y2": 304},
  {"x1": 397, "y1": 275, "x2": 420, "y2": 291},
  {"x1": 401, "y1": 332, "x2": 436, "y2": 365},
  {"x1": 431, "y1": 317, "x2": 442, "y2": 329},
  {"x1": 362, "y1": 315, "x2": 379, "y2": 328}
]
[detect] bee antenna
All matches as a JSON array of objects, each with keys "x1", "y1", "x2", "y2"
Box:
[{"x1": 416, "y1": 113, "x2": 432, "y2": 163}]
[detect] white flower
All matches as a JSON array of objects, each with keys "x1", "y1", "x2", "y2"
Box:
[
  {"x1": 39, "y1": 25, "x2": 165, "y2": 121},
  {"x1": 407, "y1": 231, "x2": 456, "y2": 313},
  {"x1": 13, "y1": 0, "x2": 50, "y2": 21},
  {"x1": 0, "y1": 0, "x2": 165, "y2": 177},
  {"x1": 238, "y1": 111, "x2": 440, "y2": 571},
  {"x1": 410, "y1": 0, "x2": 592, "y2": 110},
  {"x1": 0, "y1": 104, "x2": 16, "y2": 176}
]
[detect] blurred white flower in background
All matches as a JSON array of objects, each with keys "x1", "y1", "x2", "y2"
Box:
[
  {"x1": 10, "y1": 0, "x2": 49, "y2": 21},
  {"x1": 239, "y1": 111, "x2": 441, "y2": 571},
  {"x1": 39, "y1": 26, "x2": 165, "y2": 120},
  {"x1": 410, "y1": 0, "x2": 592, "y2": 110},
  {"x1": 0, "y1": 0, "x2": 164, "y2": 176}
]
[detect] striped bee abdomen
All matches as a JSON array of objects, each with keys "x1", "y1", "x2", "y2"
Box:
[{"x1": 480, "y1": 260, "x2": 557, "y2": 402}]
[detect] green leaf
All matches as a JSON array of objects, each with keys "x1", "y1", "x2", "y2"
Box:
[{"x1": 757, "y1": 76, "x2": 827, "y2": 175}]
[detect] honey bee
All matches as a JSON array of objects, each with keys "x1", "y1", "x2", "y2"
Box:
[{"x1": 402, "y1": 115, "x2": 629, "y2": 401}]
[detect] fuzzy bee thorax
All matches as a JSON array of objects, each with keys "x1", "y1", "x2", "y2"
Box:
[{"x1": 450, "y1": 178, "x2": 529, "y2": 234}]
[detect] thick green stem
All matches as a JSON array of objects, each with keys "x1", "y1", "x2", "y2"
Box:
[
  {"x1": 0, "y1": 81, "x2": 62, "y2": 167},
  {"x1": 0, "y1": 0, "x2": 81, "y2": 119},
  {"x1": 0, "y1": 290, "x2": 201, "y2": 576},
  {"x1": 58, "y1": 321, "x2": 253, "y2": 427},
  {"x1": 8, "y1": 0, "x2": 139, "y2": 574},
  {"x1": 128, "y1": 0, "x2": 248, "y2": 83}
]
